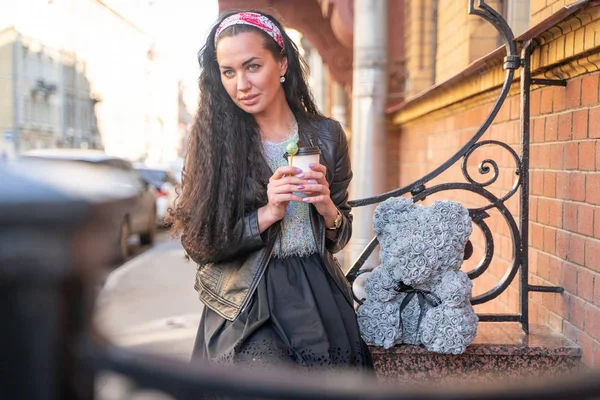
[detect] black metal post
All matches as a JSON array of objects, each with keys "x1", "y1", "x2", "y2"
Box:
[
  {"x1": 519, "y1": 41, "x2": 566, "y2": 331},
  {"x1": 531, "y1": 78, "x2": 567, "y2": 87},
  {"x1": 0, "y1": 159, "x2": 136, "y2": 400},
  {"x1": 520, "y1": 40, "x2": 533, "y2": 334},
  {"x1": 528, "y1": 285, "x2": 565, "y2": 293}
]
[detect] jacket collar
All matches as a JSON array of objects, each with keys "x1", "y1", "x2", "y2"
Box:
[{"x1": 296, "y1": 114, "x2": 318, "y2": 148}]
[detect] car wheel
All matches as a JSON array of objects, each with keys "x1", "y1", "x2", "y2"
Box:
[
  {"x1": 140, "y1": 208, "x2": 156, "y2": 245},
  {"x1": 117, "y1": 219, "x2": 130, "y2": 262}
]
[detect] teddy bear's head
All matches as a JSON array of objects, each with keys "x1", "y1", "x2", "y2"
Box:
[{"x1": 373, "y1": 197, "x2": 473, "y2": 286}]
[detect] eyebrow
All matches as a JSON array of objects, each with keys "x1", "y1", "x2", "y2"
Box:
[{"x1": 220, "y1": 56, "x2": 261, "y2": 69}]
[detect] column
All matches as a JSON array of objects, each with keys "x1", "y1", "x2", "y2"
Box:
[
  {"x1": 346, "y1": 0, "x2": 388, "y2": 270},
  {"x1": 331, "y1": 82, "x2": 348, "y2": 128}
]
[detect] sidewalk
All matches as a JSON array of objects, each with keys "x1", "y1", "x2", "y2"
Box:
[{"x1": 94, "y1": 237, "x2": 202, "y2": 399}]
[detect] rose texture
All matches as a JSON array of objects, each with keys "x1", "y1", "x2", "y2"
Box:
[
  {"x1": 420, "y1": 306, "x2": 479, "y2": 354},
  {"x1": 364, "y1": 265, "x2": 398, "y2": 302},
  {"x1": 431, "y1": 270, "x2": 473, "y2": 308},
  {"x1": 357, "y1": 299, "x2": 402, "y2": 349}
]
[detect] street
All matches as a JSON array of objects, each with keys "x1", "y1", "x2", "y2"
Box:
[{"x1": 94, "y1": 231, "x2": 202, "y2": 399}]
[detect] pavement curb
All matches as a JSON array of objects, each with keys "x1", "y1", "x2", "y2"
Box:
[{"x1": 97, "y1": 240, "x2": 175, "y2": 305}]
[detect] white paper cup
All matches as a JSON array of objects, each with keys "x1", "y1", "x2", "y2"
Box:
[{"x1": 289, "y1": 147, "x2": 321, "y2": 172}]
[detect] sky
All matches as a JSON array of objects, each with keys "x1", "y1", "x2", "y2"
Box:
[
  {"x1": 101, "y1": 0, "x2": 220, "y2": 109},
  {"x1": 0, "y1": 0, "x2": 219, "y2": 110},
  {"x1": 157, "y1": 0, "x2": 219, "y2": 108},
  {"x1": 104, "y1": 0, "x2": 219, "y2": 84}
]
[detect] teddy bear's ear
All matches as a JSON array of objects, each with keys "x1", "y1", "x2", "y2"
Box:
[{"x1": 463, "y1": 240, "x2": 473, "y2": 260}]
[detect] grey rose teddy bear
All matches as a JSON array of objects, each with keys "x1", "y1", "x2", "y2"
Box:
[{"x1": 356, "y1": 197, "x2": 478, "y2": 354}]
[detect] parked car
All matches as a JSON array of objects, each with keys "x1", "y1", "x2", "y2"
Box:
[
  {"x1": 22, "y1": 149, "x2": 157, "y2": 262},
  {"x1": 134, "y1": 165, "x2": 179, "y2": 226}
]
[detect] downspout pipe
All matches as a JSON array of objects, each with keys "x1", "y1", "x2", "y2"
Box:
[{"x1": 346, "y1": 0, "x2": 388, "y2": 270}]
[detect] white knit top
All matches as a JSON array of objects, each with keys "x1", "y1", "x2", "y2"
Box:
[{"x1": 262, "y1": 132, "x2": 318, "y2": 258}]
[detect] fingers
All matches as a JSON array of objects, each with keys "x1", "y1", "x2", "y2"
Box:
[
  {"x1": 269, "y1": 183, "x2": 307, "y2": 195},
  {"x1": 267, "y1": 163, "x2": 330, "y2": 206},
  {"x1": 270, "y1": 166, "x2": 304, "y2": 181},
  {"x1": 298, "y1": 171, "x2": 325, "y2": 182},
  {"x1": 296, "y1": 183, "x2": 329, "y2": 196},
  {"x1": 307, "y1": 162, "x2": 326, "y2": 174},
  {"x1": 300, "y1": 194, "x2": 329, "y2": 204},
  {"x1": 267, "y1": 178, "x2": 306, "y2": 206},
  {"x1": 302, "y1": 163, "x2": 327, "y2": 183},
  {"x1": 270, "y1": 164, "x2": 327, "y2": 182},
  {"x1": 269, "y1": 179, "x2": 329, "y2": 199},
  {"x1": 271, "y1": 193, "x2": 304, "y2": 204},
  {"x1": 268, "y1": 177, "x2": 313, "y2": 192}
]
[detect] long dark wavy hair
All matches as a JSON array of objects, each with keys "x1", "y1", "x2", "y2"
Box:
[{"x1": 170, "y1": 9, "x2": 325, "y2": 261}]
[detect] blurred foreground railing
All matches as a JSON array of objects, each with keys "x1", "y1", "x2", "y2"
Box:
[{"x1": 89, "y1": 341, "x2": 600, "y2": 400}]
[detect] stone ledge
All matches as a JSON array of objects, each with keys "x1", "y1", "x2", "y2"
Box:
[
  {"x1": 371, "y1": 323, "x2": 581, "y2": 384},
  {"x1": 371, "y1": 323, "x2": 581, "y2": 357}
]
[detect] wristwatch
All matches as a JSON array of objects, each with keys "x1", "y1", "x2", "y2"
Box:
[{"x1": 327, "y1": 209, "x2": 343, "y2": 230}]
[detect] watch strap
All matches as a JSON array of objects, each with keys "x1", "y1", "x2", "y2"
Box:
[{"x1": 326, "y1": 209, "x2": 342, "y2": 230}]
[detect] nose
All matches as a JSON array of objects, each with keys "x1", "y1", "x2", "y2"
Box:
[{"x1": 237, "y1": 73, "x2": 251, "y2": 92}]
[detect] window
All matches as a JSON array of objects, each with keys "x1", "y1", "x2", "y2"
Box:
[{"x1": 499, "y1": 0, "x2": 530, "y2": 41}]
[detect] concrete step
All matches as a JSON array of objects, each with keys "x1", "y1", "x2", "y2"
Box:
[{"x1": 371, "y1": 323, "x2": 581, "y2": 384}]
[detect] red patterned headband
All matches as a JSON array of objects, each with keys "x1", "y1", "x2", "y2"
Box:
[{"x1": 215, "y1": 12, "x2": 284, "y2": 50}]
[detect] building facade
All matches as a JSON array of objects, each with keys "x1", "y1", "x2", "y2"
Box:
[
  {"x1": 0, "y1": 0, "x2": 183, "y2": 163},
  {"x1": 0, "y1": 27, "x2": 102, "y2": 157}
]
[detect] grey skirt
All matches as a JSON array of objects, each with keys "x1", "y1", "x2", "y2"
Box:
[{"x1": 192, "y1": 253, "x2": 373, "y2": 370}]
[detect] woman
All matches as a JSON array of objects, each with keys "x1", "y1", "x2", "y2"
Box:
[{"x1": 171, "y1": 9, "x2": 372, "y2": 370}]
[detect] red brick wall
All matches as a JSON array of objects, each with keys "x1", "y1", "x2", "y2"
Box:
[{"x1": 390, "y1": 71, "x2": 600, "y2": 368}]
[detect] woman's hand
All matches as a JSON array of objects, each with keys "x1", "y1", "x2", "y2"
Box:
[
  {"x1": 258, "y1": 166, "x2": 306, "y2": 232},
  {"x1": 296, "y1": 163, "x2": 339, "y2": 227}
]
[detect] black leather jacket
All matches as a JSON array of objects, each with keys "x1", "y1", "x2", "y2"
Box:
[{"x1": 187, "y1": 117, "x2": 354, "y2": 321}]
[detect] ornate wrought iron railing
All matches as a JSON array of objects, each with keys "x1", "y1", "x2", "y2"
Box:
[{"x1": 345, "y1": 0, "x2": 564, "y2": 334}]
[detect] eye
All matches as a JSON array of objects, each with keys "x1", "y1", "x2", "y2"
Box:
[
  {"x1": 223, "y1": 70, "x2": 235, "y2": 78},
  {"x1": 247, "y1": 63, "x2": 260, "y2": 71}
]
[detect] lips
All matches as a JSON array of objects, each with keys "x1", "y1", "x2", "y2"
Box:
[{"x1": 239, "y1": 94, "x2": 259, "y2": 106}]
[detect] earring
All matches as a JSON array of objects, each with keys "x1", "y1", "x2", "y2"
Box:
[{"x1": 280, "y1": 76, "x2": 286, "y2": 83}]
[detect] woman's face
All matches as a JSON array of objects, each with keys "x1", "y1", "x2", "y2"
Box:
[{"x1": 216, "y1": 31, "x2": 288, "y2": 115}]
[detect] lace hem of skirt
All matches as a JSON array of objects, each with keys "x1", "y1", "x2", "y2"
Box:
[{"x1": 210, "y1": 339, "x2": 369, "y2": 371}]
